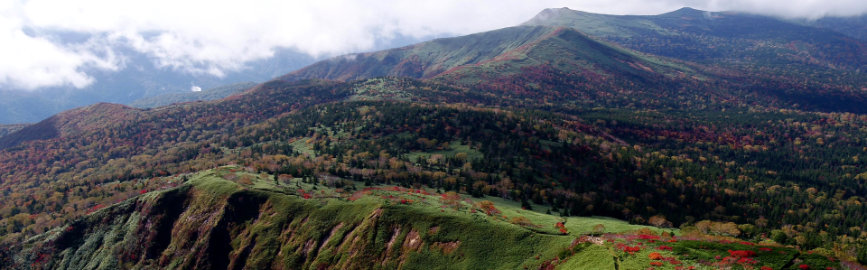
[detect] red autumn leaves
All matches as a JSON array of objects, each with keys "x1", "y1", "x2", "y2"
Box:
[
  {"x1": 648, "y1": 251, "x2": 683, "y2": 266},
  {"x1": 715, "y1": 249, "x2": 758, "y2": 267}
]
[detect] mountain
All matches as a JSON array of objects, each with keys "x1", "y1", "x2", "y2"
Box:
[
  {"x1": 524, "y1": 8, "x2": 867, "y2": 111},
  {"x1": 283, "y1": 21, "x2": 867, "y2": 113},
  {"x1": 129, "y1": 82, "x2": 258, "y2": 108},
  {"x1": 1, "y1": 7, "x2": 867, "y2": 268},
  {"x1": 281, "y1": 26, "x2": 718, "y2": 110},
  {"x1": 807, "y1": 14, "x2": 867, "y2": 41},
  {"x1": 524, "y1": 7, "x2": 867, "y2": 70}
]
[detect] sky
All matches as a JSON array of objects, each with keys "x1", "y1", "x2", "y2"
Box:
[{"x1": 1, "y1": 0, "x2": 866, "y2": 90}]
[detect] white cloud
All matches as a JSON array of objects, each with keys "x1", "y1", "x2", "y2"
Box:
[
  {"x1": 1, "y1": 0, "x2": 865, "y2": 90},
  {"x1": 0, "y1": 0, "x2": 119, "y2": 89}
]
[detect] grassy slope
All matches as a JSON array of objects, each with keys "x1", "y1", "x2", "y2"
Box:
[{"x1": 5, "y1": 166, "x2": 840, "y2": 269}]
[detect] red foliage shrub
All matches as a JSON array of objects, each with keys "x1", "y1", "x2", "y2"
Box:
[
  {"x1": 615, "y1": 243, "x2": 642, "y2": 254},
  {"x1": 639, "y1": 234, "x2": 661, "y2": 241},
  {"x1": 737, "y1": 257, "x2": 757, "y2": 264},
  {"x1": 554, "y1": 222, "x2": 567, "y2": 234},
  {"x1": 728, "y1": 250, "x2": 757, "y2": 258},
  {"x1": 798, "y1": 264, "x2": 809, "y2": 269}
]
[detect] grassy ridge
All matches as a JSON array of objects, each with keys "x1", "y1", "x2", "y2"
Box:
[{"x1": 3, "y1": 166, "x2": 840, "y2": 269}]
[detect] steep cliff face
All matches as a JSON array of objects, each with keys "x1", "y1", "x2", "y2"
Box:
[{"x1": 4, "y1": 168, "x2": 575, "y2": 270}]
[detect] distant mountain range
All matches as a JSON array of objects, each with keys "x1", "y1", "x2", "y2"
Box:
[
  {"x1": 0, "y1": 48, "x2": 315, "y2": 124},
  {"x1": 2, "y1": 7, "x2": 867, "y2": 269},
  {"x1": 0, "y1": 35, "x2": 441, "y2": 124}
]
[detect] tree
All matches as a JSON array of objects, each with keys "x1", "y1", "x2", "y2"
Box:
[
  {"x1": 858, "y1": 243, "x2": 867, "y2": 265},
  {"x1": 738, "y1": 224, "x2": 757, "y2": 238},
  {"x1": 711, "y1": 222, "x2": 741, "y2": 237},
  {"x1": 648, "y1": 215, "x2": 673, "y2": 228},
  {"x1": 592, "y1": 224, "x2": 605, "y2": 235},
  {"x1": 695, "y1": 220, "x2": 712, "y2": 234},
  {"x1": 771, "y1": 229, "x2": 788, "y2": 244},
  {"x1": 755, "y1": 216, "x2": 768, "y2": 228}
]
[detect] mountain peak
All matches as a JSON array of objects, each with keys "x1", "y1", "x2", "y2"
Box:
[
  {"x1": 660, "y1": 7, "x2": 712, "y2": 18},
  {"x1": 524, "y1": 7, "x2": 589, "y2": 26},
  {"x1": 672, "y1": 7, "x2": 704, "y2": 13}
]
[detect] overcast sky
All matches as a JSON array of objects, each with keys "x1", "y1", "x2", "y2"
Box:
[{"x1": 1, "y1": 0, "x2": 866, "y2": 90}]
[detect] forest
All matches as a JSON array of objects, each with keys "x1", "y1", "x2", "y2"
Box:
[{"x1": 0, "y1": 76, "x2": 865, "y2": 264}]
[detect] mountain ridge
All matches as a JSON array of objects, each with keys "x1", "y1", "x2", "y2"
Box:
[{"x1": 523, "y1": 7, "x2": 867, "y2": 70}]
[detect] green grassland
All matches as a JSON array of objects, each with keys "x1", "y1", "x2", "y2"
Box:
[{"x1": 405, "y1": 141, "x2": 484, "y2": 165}]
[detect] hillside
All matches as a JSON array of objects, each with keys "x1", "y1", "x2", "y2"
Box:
[
  {"x1": 0, "y1": 103, "x2": 141, "y2": 150},
  {"x1": 1, "y1": 166, "x2": 841, "y2": 269}
]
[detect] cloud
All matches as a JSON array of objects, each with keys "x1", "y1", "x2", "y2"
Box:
[
  {"x1": 0, "y1": 1, "x2": 119, "y2": 89},
  {"x1": 699, "y1": 0, "x2": 867, "y2": 19},
  {"x1": 1, "y1": 0, "x2": 866, "y2": 90}
]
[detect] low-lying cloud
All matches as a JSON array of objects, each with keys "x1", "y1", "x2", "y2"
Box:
[{"x1": 1, "y1": 0, "x2": 865, "y2": 90}]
